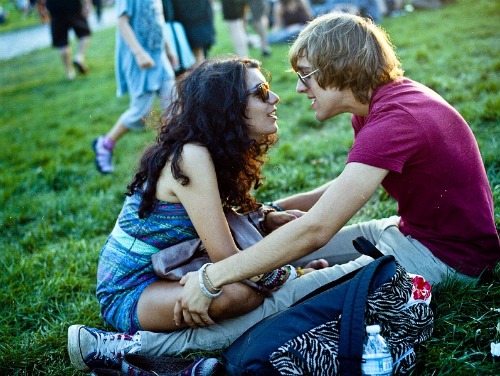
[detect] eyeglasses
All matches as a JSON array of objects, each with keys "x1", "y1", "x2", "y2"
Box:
[
  {"x1": 247, "y1": 82, "x2": 270, "y2": 103},
  {"x1": 297, "y1": 69, "x2": 319, "y2": 88}
]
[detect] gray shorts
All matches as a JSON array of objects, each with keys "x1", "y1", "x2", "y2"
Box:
[{"x1": 119, "y1": 79, "x2": 175, "y2": 130}]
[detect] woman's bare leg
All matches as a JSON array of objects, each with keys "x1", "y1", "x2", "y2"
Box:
[{"x1": 137, "y1": 280, "x2": 265, "y2": 332}]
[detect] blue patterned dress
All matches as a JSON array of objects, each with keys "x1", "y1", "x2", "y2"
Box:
[
  {"x1": 96, "y1": 191, "x2": 198, "y2": 333},
  {"x1": 115, "y1": 0, "x2": 174, "y2": 98}
]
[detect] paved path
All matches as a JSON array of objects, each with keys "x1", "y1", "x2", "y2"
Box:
[{"x1": 0, "y1": 8, "x2": 116, "y2": 61}]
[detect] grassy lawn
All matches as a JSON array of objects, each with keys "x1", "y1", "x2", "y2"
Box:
[
  {"x1": 0, "y1": 0, "x2": 498, "y2": 374},
  {"x1": 0, "y1": 0, "x2": 47, "y2": 32}
]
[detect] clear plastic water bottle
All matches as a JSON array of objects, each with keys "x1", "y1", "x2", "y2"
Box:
[{"x1": 361, "y1": 324, "x2": 393, "y2": 376}]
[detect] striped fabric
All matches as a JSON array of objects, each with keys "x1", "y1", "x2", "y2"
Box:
[{"x1": 96, "y1": 191, "x2": 198, "y2": 333}]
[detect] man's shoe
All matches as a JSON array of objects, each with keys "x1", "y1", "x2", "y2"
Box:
[
  {"x1": 68, "y1": 325, "x2": 141, "y2": 372},
  {"x1": 91, "y1": 369, "x2": 124, "y2": 376},
  {"x1": 93, "y1": 136, "x2": 115, "y2": 174}
]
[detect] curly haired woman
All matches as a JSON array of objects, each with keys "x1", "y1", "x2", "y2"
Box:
[{"x1": 68, "y1": 57, "x2": 323, "y2": 372}]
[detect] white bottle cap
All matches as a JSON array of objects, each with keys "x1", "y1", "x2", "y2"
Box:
[
  {"x1": 491, "y1": 342, "x2": 500, "y2": 357},
  {"x1": 366, "y1": 324, "x2": 381, "y2": 334}
]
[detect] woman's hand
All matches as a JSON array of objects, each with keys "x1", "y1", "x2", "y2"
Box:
[
  {"x1": 174, "y1": 271, "x2": 216, "y2": 328},
  {"x1": 265, "y1": 210, "x2": 305, "y2": 232}
]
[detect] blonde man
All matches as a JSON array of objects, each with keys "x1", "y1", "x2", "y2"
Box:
[{"x1": 176, "y1": 11, "x2": 499, "y2": 328}]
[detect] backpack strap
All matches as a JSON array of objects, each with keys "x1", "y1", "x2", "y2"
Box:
[
  {"x1": 168, "y1": 23, "x2": 184, "y2": 71},
  {"x1": 162, "y1": 0, "x2": 186, "y2": 73},
  {"x1": 352, "y1": 236, "x2": 385, "y2": 259},
  {"x1": 338, "y1": 254, "x2": 396, "y2": 375},
  {"x1": 292, "y1": 237, "x2": 385, "y2": 306}
]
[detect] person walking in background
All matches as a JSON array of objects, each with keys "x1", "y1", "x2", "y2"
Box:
[
  {"x1": 170, "y1": 0, "x2": 216, "y2": 62},
  {"x1": 309, "y1": 0, "x2": 384, "y2": 22},
  {"x1": 44, "y1": 0, "x2": 92, "y2": 80},
  {"x1": 248, "y1": 0, "x2": 272, "y2": 57},
  {"x1": 162, "y1": 0, "x2": 197, "y2": 75},
  {"x1": 268, "y1": 0, "x2": 313, "y2": 44},
  {"x1": 92, "y1": 0, "x2": 103, "y2": 22},
  {"x1": 309, "y1": 0, "x2": 358, "y2": 16},
  {"x1": 92, "y1": 0, "x2": 177, "y2": 174},
  {"x1": 221, "y1": 0, "x2": 249, "y2": 57},
  {"x1": 34, "y1": 0, "x2": 50, "y2": 23},
  {"x1": 357, "y1": 0, "x2": 385, "y2": 22},
  {"x1": 15, "y1": 0, "x2": 30, "y2": 15}
]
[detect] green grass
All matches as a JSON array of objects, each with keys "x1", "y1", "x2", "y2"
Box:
[
  {"x1": 0, "y1": 0, "x2": 499, "y2": 374},
  {"x1": 0, "y1": 0, "x2": 47, "y2": 33}
]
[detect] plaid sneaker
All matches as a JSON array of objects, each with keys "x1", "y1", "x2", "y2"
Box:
[
  {"x1": 93, "y1": 136, "x2": 115, "y2": 174},
  {"x1": 68, "y1": 325, "x2": 141, "y2": 372}
]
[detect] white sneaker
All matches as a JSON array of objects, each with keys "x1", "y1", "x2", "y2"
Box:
[
  {"x1": 67, "y1": 325, "x2": 141, "y2": 372},
  {"x1": 93, "y1": 136, "x2": 115, "y2": 174}
]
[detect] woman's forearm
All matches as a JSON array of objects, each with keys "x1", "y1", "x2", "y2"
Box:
[{"x1": 275, "y1": 180, "x2": 334, "y2": 211}]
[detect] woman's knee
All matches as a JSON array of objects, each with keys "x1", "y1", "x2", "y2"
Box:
[{"x1": 209, "y1": 283, "x2": 265, "y2": 319}]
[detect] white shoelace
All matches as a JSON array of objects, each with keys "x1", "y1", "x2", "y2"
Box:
[{"x1": 94, "y1": 333, "x2": 138, "y2": 360}]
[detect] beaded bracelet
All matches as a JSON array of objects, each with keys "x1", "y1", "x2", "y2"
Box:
[
  {"x1": 198, "y1": 263, "x2": 222, "y2": 299},
  {"x1": 261, "y1": 269, "x2": 282, "y2": 289},
  {"x1": 265, "y1": 201, "x2": 285, "y2": 212},
  {"x1": 254, "y1": 264, "x2": 300, "y2": 291}
]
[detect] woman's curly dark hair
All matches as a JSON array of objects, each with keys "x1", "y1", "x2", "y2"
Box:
[{"x1": 126, "y1": 57, "x2": 278, "y2": 218}]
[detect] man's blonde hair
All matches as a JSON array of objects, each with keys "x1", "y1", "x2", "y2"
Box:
[{"x1": 289, "y1": 13, "x2": 403, "y2": 104}]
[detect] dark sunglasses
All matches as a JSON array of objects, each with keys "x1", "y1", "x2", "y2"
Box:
[{"x1": 247, "y1": 82, "x2": 270, "y2": 102}]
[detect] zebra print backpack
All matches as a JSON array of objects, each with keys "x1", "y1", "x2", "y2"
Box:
[{"x1": 222, "y1": 237, "x2": 434, "y2": 376}]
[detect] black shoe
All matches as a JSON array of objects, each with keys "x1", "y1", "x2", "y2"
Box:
[
  {"x1": 91, "y1": 369, "x2": 124, "y2": 376},
  {"x1": 122, "y1": 353, "x2": 221, "y2": 376},
  {"x1": 73, "y1": 60, "x2": 89, "y2": 75},
  {"x1": 262, "y1": 48, "x2": 272, "y2": 57}
]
